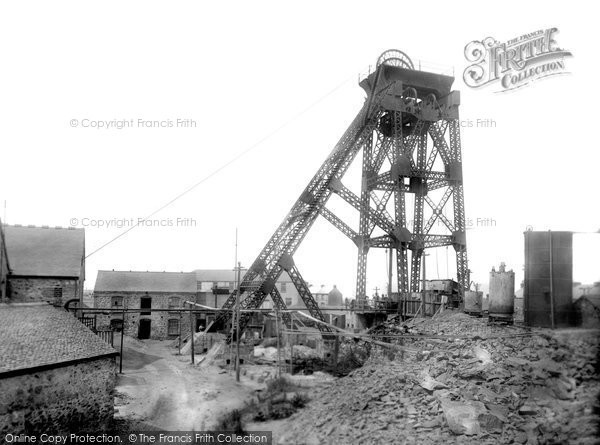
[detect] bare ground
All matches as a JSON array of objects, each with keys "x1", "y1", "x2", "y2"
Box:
[{"x1": 113, "y1": 337, "x2": 266, "y2": 431}]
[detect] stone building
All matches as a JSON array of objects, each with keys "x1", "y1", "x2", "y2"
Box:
[
  {"x1": 307, "y1": 285, "x2": 347, "y2": 329},
  {"x1": 94, "y1": 270, "x2": 197, "y2": 340},
  {"x1": 0, "y1": 302, "x2": 118, "y2": 434},
  {"x1": 3, "y1": 225, "x2": 85, "y2": 306},
  {"x1": 195, "y1": 269, "x2": 300, "y2": 309},
  {"x1": 311, "y1": 284, "x2": 344, "y2": 308}
]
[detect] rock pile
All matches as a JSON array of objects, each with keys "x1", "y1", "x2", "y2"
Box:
[{"x1": 275, "y1": 312, "x2": 600, "y2": 444}]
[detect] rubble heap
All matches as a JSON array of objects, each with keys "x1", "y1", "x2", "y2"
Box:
[{"x1": 276, "y1": 312, "x2": 600, "y2": 444}]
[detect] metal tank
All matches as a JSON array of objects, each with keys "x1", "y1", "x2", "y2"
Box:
[
  {"x1": 523, "y1": 231, "x2": 573, "y2": 327},
  {"x1": 464, "y1": 291, "x2": 483, "y2": 316},
  {"x1": 488, "y1": 262, "x2": 515, "y2": 322}
]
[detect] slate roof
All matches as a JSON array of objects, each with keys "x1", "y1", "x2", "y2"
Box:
[
  {"x1": 194, "y1": 269, "x2": 293, "y2": 283},
  {"x1": 4, "y1": 225, "x2": 84, "y2": 277},
  {"x1": 94, "y1": 270, "x2": 197, "y2": 293},
  {"x1": 194, "y1": 269, "x2": 238, "y2": 283},
  {"x1": 0, "y1": 303, "x2": 117, "y2": 375}
]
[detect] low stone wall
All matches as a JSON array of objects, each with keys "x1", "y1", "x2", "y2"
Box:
[{"x1": 0, "y1": 357, "x2": 116, "y2": 434}]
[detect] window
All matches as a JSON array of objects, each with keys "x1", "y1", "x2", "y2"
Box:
[
  {"x1": 168, "y1": 319, "x2": 179, "y2": 336},
  {"x1": 229, "y1": 281, "x2": 235, "y2": 291},
  {"x1": 168, "y1": 297, "x2": 180, "y2": 309},
  {"x1": 112, "y1": 296, "x2": 124, "y2": 308},
  {"x1": 140, "y1": 297, "x2": 152, "y2": 315},
  {"x1": 200, "y1": 282, "x2": 213, "y2": 292},
  {"x1": 280, "y1": 282, "x2": 287, "y2": 293},
  {"x1": 285, "y1": 297, "x2": 292, "y2": 306},
  {"x1": 53, "y1": 287, "x2": 63, "y2": 301}
]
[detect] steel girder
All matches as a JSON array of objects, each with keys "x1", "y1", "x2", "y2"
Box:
[
  {"x1": 210, "y1": 101, "x2": 384, "y2": 340},
  {"x1": 212, "y1": 54, "x2": 469, "y2": 340},
  {"x1": 335, "y1": 85, "x2": 468, "y2": 302}
]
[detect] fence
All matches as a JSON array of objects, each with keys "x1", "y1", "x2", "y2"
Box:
[
  {"x1": 76, "y1": 314, "x2": 114, "y2": 346},
  {"x1": 96, "y1": 329, "x2": 114, "y2": 347},
  {"x1": 78, "y1": 315, "x2": 96, "y2": 331}
]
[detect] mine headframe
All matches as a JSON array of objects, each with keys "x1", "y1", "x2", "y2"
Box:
[{"x1": 208, "y1": 49, "x2": 469, "y2": 341}]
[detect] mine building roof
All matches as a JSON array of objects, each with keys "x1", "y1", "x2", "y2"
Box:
[
  {"x1": 0, "y1": 303, "x2": 117, "y2": 376},
  {"x1": 4, "y1": 225, "x2": 85, "y2": 278},
  {"x1": 95, "y1": 270, "x2": 197, "y2": 293},
  {"x1": 194, "y1": 269, "x2": 293, "y2": 284}
]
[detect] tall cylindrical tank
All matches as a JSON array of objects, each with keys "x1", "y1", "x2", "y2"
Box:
[
  {"x1": 489, "y1": 262, "x2": 515, "y2": 321},
  {"x1": 524, "y1": 231, "x2": 573, "y2": 327},
  {"x1": 464, "y1": 291, "x2": 483, "y2": 315}
]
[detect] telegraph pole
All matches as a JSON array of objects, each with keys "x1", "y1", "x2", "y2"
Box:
[
  {"x1": 235, "y1": 261, "x2": 242, "y2": 382},
  {"x1": 119, "y1": 302, "x2": 125, "y2": 374},
  {"x1": 233, "y1": 228, "x2": 244, "y2": 382}
]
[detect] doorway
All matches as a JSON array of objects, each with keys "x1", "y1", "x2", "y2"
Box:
[{"x1": 138, "y1": 319, "x2": 151, "y2": 339}]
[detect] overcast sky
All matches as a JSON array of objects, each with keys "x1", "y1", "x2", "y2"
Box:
[{"x1": 1, "y1": 1, "x2": 598, "y2": 298}]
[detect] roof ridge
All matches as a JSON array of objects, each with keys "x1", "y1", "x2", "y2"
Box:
[
  {"x1": 6, "y1": 224, "x2": 83, "y2": 230},
  {"x1": 0, "y1": 302, "x2": 50, "y2": 307},
  {"x1": 98, "y1": 270, "x2": 195, "y2": 274}
]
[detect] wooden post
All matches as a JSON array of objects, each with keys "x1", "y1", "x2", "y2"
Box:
[
  {"x1": 387, "y1": 248, "x2": 393, "y2": 301},
  {"x1": 275, "y1": 307, "x2": 281, "y2": 378},
  {"x1": 289, "y1": 333, "x2": 294, "y2": 375},
  {"x1": 190, "y1": 306, "x2": 195, "y2": 364},
  {"x1": 178, "y1": 310, "x2": 182, "y2": 355},
  {"x1": 334, "y1": 334, "x2": 340, "y2": 372}
]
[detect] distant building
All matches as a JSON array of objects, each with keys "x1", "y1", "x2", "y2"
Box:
[
  {"x1": 573, "y1": 282, "x2": 600, "y2": 300},
  {"x1": 94, "y1": 270, "x2": 197, "y2": 340},
  {"x1": 310, "y1": 284, "x2": 343, "y2": 308},
  {"x1": 0, "y1": 303, "x2": 118, "y2": 434},
  {"x1": 294, "y1": 284, "x2": 349, "y2": 329},
  {"x1": 3, "y1": 225, "x2": 85, "y2": 306},
  {"x1": 194, "y1": 269, "x2": 300, "y2": 309}
]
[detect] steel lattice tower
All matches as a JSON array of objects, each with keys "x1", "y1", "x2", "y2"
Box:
[{"x1": 210, "y1": 50, "x2": 469, "y2": 339}]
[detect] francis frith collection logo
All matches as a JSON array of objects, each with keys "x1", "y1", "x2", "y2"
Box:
[{"x1": 463, "y1": 28, "x2": 572, "y2": 92}]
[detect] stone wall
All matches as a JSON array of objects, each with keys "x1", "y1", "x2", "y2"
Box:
[
  {"x1": 94, "y1": 291, "x2": 196, "y2": 340},
  {"x1": 0, "y1": 357, "x2": 116, "y2": 434},
  {"x1": 7, "y1": 277, "x2": 79, "y2": 307}
]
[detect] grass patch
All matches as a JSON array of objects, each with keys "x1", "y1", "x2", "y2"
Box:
[
  {"x1": 265, "y1": 375, "x2": 290, "y2": 394},
  {"x1": 290, "y1": 393, "x2": 308, "y2": 408},
  {"x1": 219, "y1": 375, "x2": 311, "y2": 426},
  {"x1": 216, "y1": 409, "x2": 245, "y2": 434}
]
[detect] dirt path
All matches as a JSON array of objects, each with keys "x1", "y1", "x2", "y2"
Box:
[{"x1": 114, "y1": 338, "x2": 263, "y2": 430}]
